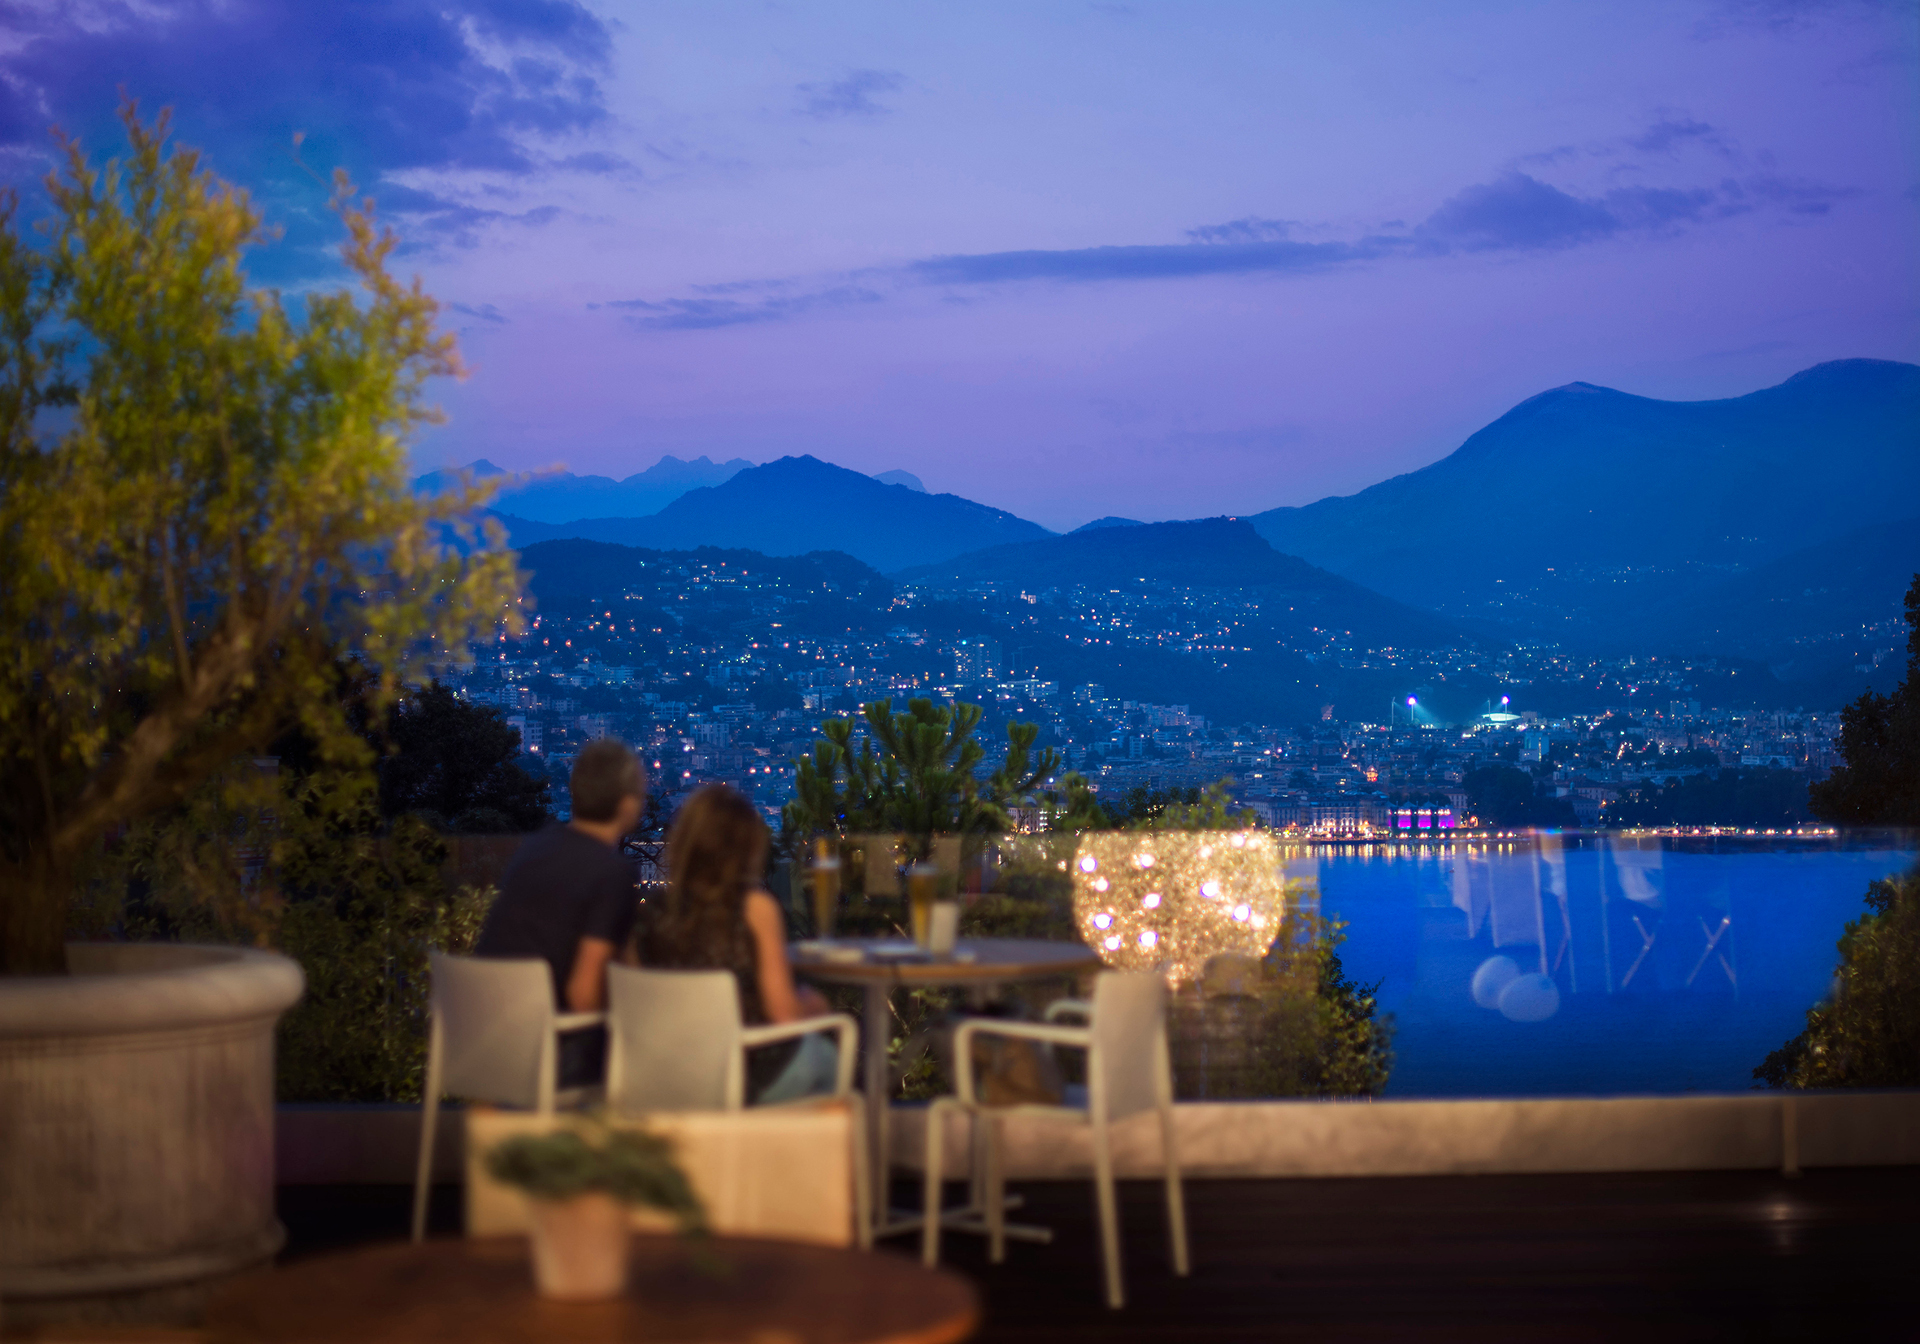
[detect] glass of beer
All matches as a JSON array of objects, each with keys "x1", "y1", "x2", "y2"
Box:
[
  {"x1": 809, "y1": 839, "x2": 841, "y2": 938},
  {"x1": 906, "y1": 863, "x2": 940, "y2": 949}
]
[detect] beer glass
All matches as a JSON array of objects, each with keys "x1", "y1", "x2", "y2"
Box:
[
  {"x1": 906, "y1": 863, "x2": 940, "y2": 949},
  {"x1": 809, "y1": 851, "x2": 841, "y2": 938}
]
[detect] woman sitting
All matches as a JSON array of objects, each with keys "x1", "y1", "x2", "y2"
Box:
[{"x1": 645, "y1": 783, "x2": 839, "y2": 1102}]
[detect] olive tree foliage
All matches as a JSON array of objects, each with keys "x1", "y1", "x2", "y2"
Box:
[
  {"x1": 783, "y1": 697, "x2": 1058, "y2": 855},
  {"x1": 0, "y1": 106, "x2": 521, "y2": 971}
]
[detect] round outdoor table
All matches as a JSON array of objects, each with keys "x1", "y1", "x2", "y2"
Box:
[
  {"x1": 206, "y1": 1235, "x2": 978, "y2": 1344},
  {"x1": 790, "y1": 937, "x2": 1102, "y2": 1237}
]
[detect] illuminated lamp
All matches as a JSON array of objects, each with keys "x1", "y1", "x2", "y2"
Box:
[{"x1": 1071, "y1": 831, "x2": 1286, "y2": 984}]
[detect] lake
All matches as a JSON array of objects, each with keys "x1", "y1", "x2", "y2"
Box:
[{"x1": 1293, "y1": 835, "x2": 1917, "y2": 1097}]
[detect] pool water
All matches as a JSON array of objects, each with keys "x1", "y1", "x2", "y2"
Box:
[{"x1": 1293, "y1": 837, "x2": 1916, "y2": 1097}]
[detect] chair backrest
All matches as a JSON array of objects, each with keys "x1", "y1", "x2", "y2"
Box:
[
  {"x1": 1089, "y1": 970, "x2": 1169, "y2": 1121},
  {"x1": 606, "y1": 964, "x2": 746, "y2": 1113},
  {"x1": 430, "y1": 951, "x2": 557, "y2": 1109}
]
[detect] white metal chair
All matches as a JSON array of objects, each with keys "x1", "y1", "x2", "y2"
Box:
[
  {"x1": 604, "y1": 963, "x2": 871, "y2": 1246},
  {"x1": 411, "y1": 951, "x2": 606, "y2": 1242},
  {"x1": 921, "y1": 969, "x2": 1190, "y2": 1308}
]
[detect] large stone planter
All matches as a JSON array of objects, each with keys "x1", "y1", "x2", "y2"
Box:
[{"x1": 0, "y1": 943, "x2": 304, "y2": 1326}]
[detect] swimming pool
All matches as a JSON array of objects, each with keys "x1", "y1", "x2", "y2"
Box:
[{"x1": 1295, "y1": 835, "x2": 1917, "y2": 1097}]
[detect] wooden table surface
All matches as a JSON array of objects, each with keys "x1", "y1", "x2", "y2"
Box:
[
  {"x1": 205, "y1": 1235, "x2": 979, "y2": 1344},
  {"x1": 790, "y1": 937, "x2": 1100, "y2": 986}
]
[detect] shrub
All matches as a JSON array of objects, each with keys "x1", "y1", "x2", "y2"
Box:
[
  {"x1": 1755, "y1": 866, "x2": 1920, "y2": 1089},
  {"x1": 76, "y1": 758, "x2": 498, "y2": 1102}
]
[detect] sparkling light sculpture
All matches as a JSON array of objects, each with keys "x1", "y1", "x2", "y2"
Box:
[{"x1": 1071, "y1": 830, "x2": 1287, "y2": 984}]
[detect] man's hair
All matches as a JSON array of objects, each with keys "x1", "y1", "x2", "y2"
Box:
[{"x1": 569, "y1": 740, "x2": 645, "y2": 823}]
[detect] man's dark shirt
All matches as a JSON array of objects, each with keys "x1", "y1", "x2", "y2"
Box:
[{"x1": 474, "y1": 823, "x2": 638, "y2": 1007}]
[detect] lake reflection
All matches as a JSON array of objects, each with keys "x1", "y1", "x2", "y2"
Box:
[{"x1": 1290, "y1": 835, "x2": 1917, "y2": 1097}]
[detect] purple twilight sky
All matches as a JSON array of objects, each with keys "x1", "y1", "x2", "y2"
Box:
[{"x1": 2, "y1": 1, "x2": 1916, "y2": 530}]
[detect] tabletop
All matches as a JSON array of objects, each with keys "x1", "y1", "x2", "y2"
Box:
[
  {"x1": 205, "y1": 1235, "x2": 978, "y2": 1344},
  {"x1": 790, "y1": 936, "x2": 1102, "y2": 986}
]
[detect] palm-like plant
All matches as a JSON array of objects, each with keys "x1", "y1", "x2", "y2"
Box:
[{"x1": 784, "y1": 697, "x2": 1057, "y2": 857}]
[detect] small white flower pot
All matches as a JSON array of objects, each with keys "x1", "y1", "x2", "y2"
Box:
[{"x1": 526, "y1": 1193, "x2": 631, "y2": 1301}]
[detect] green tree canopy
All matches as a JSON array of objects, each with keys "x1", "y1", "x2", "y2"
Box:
[
  {"x1": 378, "y1": 682, "x2": 549, "y2": 833},
  {"x1": 1755, "y1": 866, "x2": 1920, "y2": 1089},
  {"x1": 0, "y1": 105, "x2": 520, "y2": 970},
  {"x1": 1463, "y1": 764, "x2": 1578, "y2": 828},
  {"x1": 1809, "y1": 574, "x2": 1920, "y2": 827},
  {"x1": 783, "y1": 697, "x2": 1057, "y2": 853}
]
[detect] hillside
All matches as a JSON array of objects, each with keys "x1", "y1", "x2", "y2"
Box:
[
  {"x1": 519, "y1": 538, "x2": 889, "y2": 607},
  {"x1": 1626, "y1": 515, "x2": 1918, "y2": 710},
  {"x1": 494, "y1": 455, "x2": 1055, "y2": 571},
  {"x1": 1247, "y1": 359, "x2": 1920, "y2": 642},
  {"x1": 901, "y1": 517, "x2": 1460, "y2": 648}
]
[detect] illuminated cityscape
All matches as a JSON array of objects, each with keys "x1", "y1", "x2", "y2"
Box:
[{"x1": 453, "y1": 551, "x2": 1878, "y2": 833}]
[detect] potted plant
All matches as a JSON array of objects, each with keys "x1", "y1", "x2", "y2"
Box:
[
  {"x1": 485, "y1": 1122, "x2": 709, "y2": 1301},
  {"x1": 0, "y1": 104, "x2": 519, "y2": 1325}
]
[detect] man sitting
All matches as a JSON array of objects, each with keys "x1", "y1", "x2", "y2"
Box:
[{"x1": 474, "y1": 739, "x2": 645, "y2": 1084}]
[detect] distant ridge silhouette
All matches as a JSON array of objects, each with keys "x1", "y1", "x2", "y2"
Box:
[
  {"x1": 416, "y1": 454, "x2": 752, "y2": 523},
  {"x1": 1247, "y1": 358, "x2": 1920, "y2": 640},
  {"x1": 490, "y1": 455, "x2": 1053, "y2": 572}
]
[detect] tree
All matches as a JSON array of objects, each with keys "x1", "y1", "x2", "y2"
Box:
[
  {"x1": 0, "y1": 105, "x2": 519, "y2": 971},
  {"x1": 783, "y1": 698, "x2": 1056, "y2": 854},
  {"x1": 1754, "y1": 867, "x2": 1920, "y2": 1089},
  {"x1": 1061, "y1": 780, "x2": 1246, "y2": 831},
  {"x1": 1463, "y1": 764, "x2": 1577, "y2": 828},
  {"x1": 378, "y1": 682, "x2": 549, "y2": 832},
  {"x1": 1809, "y1": 574, "x2": 1920, "y2": 826},
  {"x1": 1612, "y1": 767, "x2": 1811, "y2": 829}
]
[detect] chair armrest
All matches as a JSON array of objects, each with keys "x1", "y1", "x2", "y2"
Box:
[
  {"x1": 553, "y1": 1012, "x2": 607, "y2": 1031},
  {"x1": 1044, "y1": 998, "x2": 1093, "y2": 1024},
  {"x1": 741, "y1": 1013, "x2": 861, "y2": 1098},
  {"x1": 951, "y1": 1018, "x2": 1091, "y2": 1106}
]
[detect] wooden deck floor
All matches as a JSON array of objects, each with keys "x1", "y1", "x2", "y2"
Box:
[{"x1": 281, "y1": 1167, "x2": 1919, "y2": 1341}]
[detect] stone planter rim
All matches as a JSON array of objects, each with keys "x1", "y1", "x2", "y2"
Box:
[{"x1": 0, "y1": 942, "x2": 305, "y2": 1039}]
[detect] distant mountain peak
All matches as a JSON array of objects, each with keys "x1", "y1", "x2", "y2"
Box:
[
  {"x1": 1072, "y1": 516, "x2": 1145, "y2": 533},
  {"x1": 491, "y1": 453, "x2": 1054, "y2": 571},
  {"x1": 465, "y1": 458, "x2": 507, "y2": 476},
  {"x1": 872, "y1": 469, "x2": 927, "y2": 492}
]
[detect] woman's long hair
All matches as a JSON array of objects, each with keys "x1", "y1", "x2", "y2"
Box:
[{"x1": 648, "y1": 785, "x2": 770, "y2": 993}]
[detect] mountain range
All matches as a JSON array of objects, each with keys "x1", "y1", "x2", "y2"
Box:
[
  {"x1": 1246, "y1": 359, "x2": 1920, "y2": 642},
  {"x1": 430, "y1": 359, "x2": 1918, "y2": 660},
  {"x1": 484, "y1": 455, "x2": 1055, "y2": 572}
]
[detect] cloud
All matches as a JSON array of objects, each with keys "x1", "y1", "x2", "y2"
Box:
[
  {"x1": 1417, "y1": 173, "x2": 1618, "y2": 250},
  {"x1": 1629, "y1": 116, "x2": 1729, "y2": 156},
  {"x1": 797, "y1": 70, "x2": 903, "y2": 119},
  {"x1": 0, "y1": 0, "x2": 614, "y2": 263},
  {"x1": 449, "y1": 301, "x2": 508, "y2": 324},
  {"x1": 909, "y1": 236, "x2": 1375, "y2": 286},
  {"x1": 601, "y1": 162, "x2": 1858, "y2": 330},
  {"x1": 1184, "y1": 216, "x2": 1296, "y2": 244},
  {"x1": 1693, "y1": 0, "x2": 1898, "y2": 39},
  {"x1": 553, "y1": 149, "x2": 638, "y2": 176},
  {"x1": 374, "y1": 182, "x2": 565, "y2": 248},
  {"x1": 600, "y1": 284, "x2": 886, "y2": 331}
]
